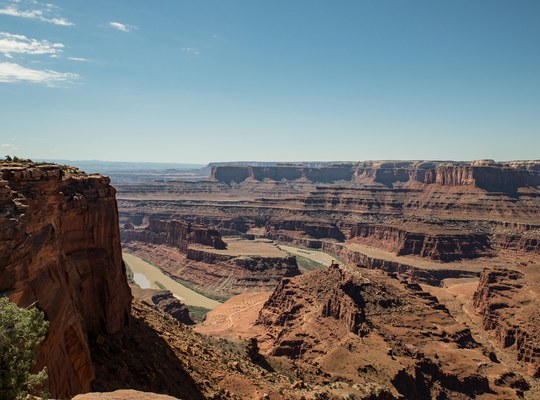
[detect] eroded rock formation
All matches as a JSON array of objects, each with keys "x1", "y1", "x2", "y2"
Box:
[
  {"x1": 72, "y1": 390, "x2": 180, "y2": 400},
  {"x1": 210, "y1": 160, "x2": 540, "y2": 190},
  {"x1": 111, "y1": 160, "x2": 540, "y2": 398},
  {"x1": 473, "y1": 267, "x2": 540, "y2": 378},
  {"x1": 130, "y1": 286, "x2": 194, "y2": 325},
  {"x1": 0, "y1": 161, "x2": 131, "y2": 399},
  {"x1": 256, "y1": 265, "x2": 527, "y2": 399},
  {"x1": 122, "y1": 219, "x2": 226, "y2": 251},
  {"x1": 92, "y1": 299, "x2": 397, "y2": 400},
  {"x1": 118, "y1": 160, "x2": 540, "y2": 279}
]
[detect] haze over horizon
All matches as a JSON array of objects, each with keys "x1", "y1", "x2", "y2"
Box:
[{"x1": 1, "y1": 0, "x2": 539, "y2": 163}]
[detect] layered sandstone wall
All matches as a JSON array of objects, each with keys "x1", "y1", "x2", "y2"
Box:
[
  {"x1": 473, "y1": 268, "x2": 540, "y2": 378},
  {"x1": 0, "y1": 162, "x2": 131, "y2": 399},
  {"x1": 345, "y1": 223, "x2": 492, "y2": 261},
  {"x1": 210, "y1": 161, "x2": 540, "y2": 191},
  {"x1": 355, "y1": 161, "x2": 540, "y2": 190},
  {"x1": 130, "y1": 286, "x2": 194, "y2": 325},
  {"x1": 266, "y1": 220, "x2": 345, "y2": 241},
  {"x1": 494, "y1": 233, "x2": 540, "y2": 254},
  {"x1": 492, "y1": 222, "x2": 540, "y2": 254},
  {"x1": 122, "y1": 219, "x2": 226, "y2": 252},
  {"x1": 211, "y1": 165, "x2": 354, "y2": 184},
  {"x1": 321, "y1": 242, "x2": 478, "y2": 285}
]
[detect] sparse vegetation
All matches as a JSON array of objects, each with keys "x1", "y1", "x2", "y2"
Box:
[
  {"x1": 0, "y1": 297, "x2": 49, "y2": 400},
  {"x1": 246, "y1": 337, "x2": 260, "y2": 361},
  {"x1": 294, "y1": 255, "x2": 326, "y2": 272},
  {"x1": 172, "y1": 277, "x2": 228, "y2": 302},
  {"x1": 123, "y1": 260, "x2": 134, "y2": 283},
  {"x1": 186, "y1": 305, "x2": 211, "y2": 323},
  {"x1": 3, "y1": 156, "x2": 32, "y2": 163},
  {"x1": 154, "y1": 281, "x2": 166, "y2": 290}
]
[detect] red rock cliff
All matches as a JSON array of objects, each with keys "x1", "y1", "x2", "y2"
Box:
[
  {"x1": 473, "y1": 267, "x2": 540, "y2": 378},
  {"x1": 122, "y1": 219, "x2": 226, "y2": 251},
  {"x1": 0, "y1": 162, "x2": 131, "y2": 399},
  {"x1": 210, "y1": 160, "x2": 540, "y2": 191}
]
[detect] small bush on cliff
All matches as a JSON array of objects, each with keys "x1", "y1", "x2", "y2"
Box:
[{"x1": 0, "y1": 297, "x2": 49, "y2": 400}]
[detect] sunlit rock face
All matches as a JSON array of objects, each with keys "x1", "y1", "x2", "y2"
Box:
[{"x1": 0, "y1": 161, "x2": 131, "y2": 399}]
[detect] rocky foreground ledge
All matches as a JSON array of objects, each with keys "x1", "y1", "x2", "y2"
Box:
[
  {"x1": 73, "y1": 389, "x2": 179, "y2": 399},
  {"x1": 0, "y1": 161, "x2": 132, "y2": 398}
]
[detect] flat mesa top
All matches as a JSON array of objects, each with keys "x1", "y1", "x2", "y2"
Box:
[{"x1": 194, "y1": 237, "x2": 287, "y2": 258}]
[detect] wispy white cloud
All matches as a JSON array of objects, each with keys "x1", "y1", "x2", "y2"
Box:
[
  {"x1": 0, "y1": 32, "x2": 64, "y2": 56},
  {"x1": 0, "y1": 1, "x2": 73, "y2": 26},
  {"x1": 0, "y1": 61, "x2": 78, "y2": 86},
  {"x1": 109, "y1": 21, "x2": 135, "y2": 33},
  {"x1": 181, "y1": 47, "x2": 200, "y2": 56},
  {"x1": 2, "y1": 143, "x2": 18, "y2": 150},
  {"x1": 67, "y1": 57, "x2": 88, "y2": 62}
]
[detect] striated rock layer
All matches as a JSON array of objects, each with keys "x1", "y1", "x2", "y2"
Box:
[
  {"x1": 0, "y1": 161, "x2": 131, "y2": 399},
  {"x1": 473, "y1": 267, "x2": 540, "y2": 378},
  {"x1": 118, "y1": 160, "x2": 540, "y2": 273},
  {"x1": 211, "y1": 160, "x2": 540, "y2": 191},
  {"x1": 122, "y1": 219, "x2": 226, "y2": 251}
]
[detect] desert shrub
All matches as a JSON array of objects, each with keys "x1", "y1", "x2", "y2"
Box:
[
  {"x1": 246, "y1": 337, "x2": 260, "y2": 361},
  {"x1": 0, "y1": 297, "x2": 49, "y2": 400}
]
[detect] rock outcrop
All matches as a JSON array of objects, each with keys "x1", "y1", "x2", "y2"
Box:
[
  {"x1": 92, "y1": 299, "x2": 381, "y2": 400},
  {"x1": 122, "y1": 219, "x2": 226, "y2": 251},
  {"x1": 0, "y1": 161, "x2": 131, "y2": 399},
  {"x1": 130, "y1": 286, "x2": 194, "y2": 325},
  {"x1": 256, "y1": 264, "x2": 526, "y2": 399},
  {"x1": 493, "y1": 222, "x2": 540, "y2": 255},
  {"x1": 72, "y1": 390, "x2": 180, "y2": 400},
  {"x1": 345, "y1": 223, "x2": 492, "y2": 261},
  {"x1": 473, "y1": 267, "x2": 540, "y2": 378},
  {"x1": 320, "y1": 241, "x2": 479, "y2": 285}
]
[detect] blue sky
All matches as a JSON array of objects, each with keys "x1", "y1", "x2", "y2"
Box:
[{"x1": 1, "y1": 0, "x2": 539, "y2": 163}]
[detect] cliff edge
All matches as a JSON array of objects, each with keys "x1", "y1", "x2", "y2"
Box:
[{"x1": 0, "y1": 161, "x2": 131, "y2": 399}]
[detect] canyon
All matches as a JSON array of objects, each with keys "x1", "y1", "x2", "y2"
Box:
[
  {"x1": 114, "y1": 159, "x2": 540, "y2": 398},
  {"x1": 121, "y1": 220, "x2": 300, "y2": 299},
  {"x1": 1, "y1": 159, "x2": 540, "y2": 399}
]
